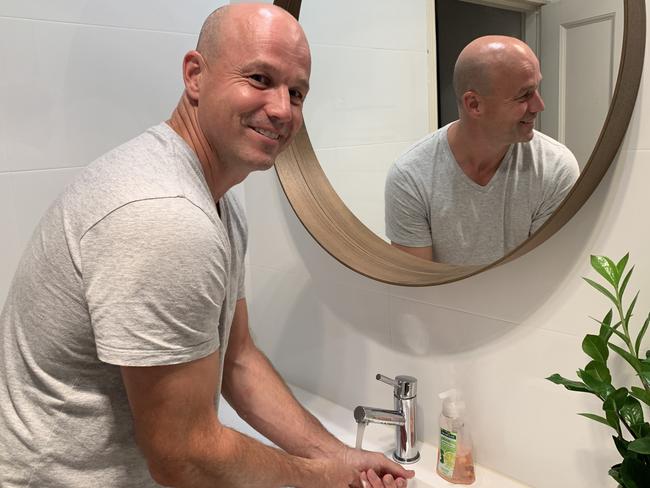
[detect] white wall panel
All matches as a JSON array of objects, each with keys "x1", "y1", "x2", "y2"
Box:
[
  {"x1": 0, "y1": 18, "x2": 195, "y2": 172},
  {"x1": 0, "y1": 0, "x2": 221, "y2": 34}
]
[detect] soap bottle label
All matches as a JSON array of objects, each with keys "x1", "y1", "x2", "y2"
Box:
[{"x1": 438, "y1": 428, "x2": 457, "y2": 477}]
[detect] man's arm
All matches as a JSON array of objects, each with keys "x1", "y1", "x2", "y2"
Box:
[
  {"x1": 121, "y1": 351, "x2": 357, "y2": 487},
  {"x1": 390, "y1": 242, "x2": 433, "y2": 261},
  {"x1": 222, "y1": 298, "x2": 415, "y2": 484}
]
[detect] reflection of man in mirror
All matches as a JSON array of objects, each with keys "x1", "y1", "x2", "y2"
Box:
[{"x1": 385, "y1": 35, "x2": 579, "y2": 265}]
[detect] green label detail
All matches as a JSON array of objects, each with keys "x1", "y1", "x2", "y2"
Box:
[{"x1": 438, "y1": 428, "x2": 458, "y2": 477}]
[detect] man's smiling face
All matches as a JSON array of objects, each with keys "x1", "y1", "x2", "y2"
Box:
[{"x1": 195, "y1": 9, "x2": 311, "y2": 175}]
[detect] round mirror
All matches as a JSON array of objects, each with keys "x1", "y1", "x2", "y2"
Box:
[{"x1": 273, "y1": 0, "x2": 645, "y2": 285}]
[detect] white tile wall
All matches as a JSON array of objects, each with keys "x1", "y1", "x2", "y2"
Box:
[
  {"x1": 0, "y1": 18, "x2": 196, "y2": 172},
  {"x1": 0, "y1": 1, "x2": 219, "y2": 33}
]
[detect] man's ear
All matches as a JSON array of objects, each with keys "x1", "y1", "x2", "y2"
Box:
[
  {"x1": 182, "y1": 50, "x2": 204, "y2": 103},
  {"x1": 462, "y1": 91, "x2": 482, "y2": 119}
]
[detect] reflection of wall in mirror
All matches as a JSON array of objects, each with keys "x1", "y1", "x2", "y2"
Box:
[{"x1": 299, "y1": 0, "x2": 431, "y2": 241}]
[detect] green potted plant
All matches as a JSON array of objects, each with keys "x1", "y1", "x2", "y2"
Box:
[{"x1": 547, "y1": 254, "x2": 650, "y2": 487}]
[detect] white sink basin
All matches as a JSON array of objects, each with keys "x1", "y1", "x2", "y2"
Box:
[{"x1": 218, "y1": 385, "x2": 528, "y2": 488}]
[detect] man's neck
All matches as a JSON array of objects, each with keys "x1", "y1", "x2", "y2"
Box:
[
  {"x1": 167, "y1": 94, "x2": 246, "y2": 203},
  {"x1": 447, "y1": 120, "x2": 510, "y2": 186}
]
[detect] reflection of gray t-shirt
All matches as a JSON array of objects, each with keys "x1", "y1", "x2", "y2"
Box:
[
  {"x1": 385, "y1": 124, "x2": 579, "y2": 265},
  {"x1": 0, "y1": 123, "x2": 246, "y2": 487}
]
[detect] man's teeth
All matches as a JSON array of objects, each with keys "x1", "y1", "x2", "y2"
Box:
[{"x1": 254, "y1": 128, "x2": 280, "y2": 140}]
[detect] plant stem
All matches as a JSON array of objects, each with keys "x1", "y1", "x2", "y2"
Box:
[{"x1": 614, "y1": 296, "x2": 650, "y2": 394}]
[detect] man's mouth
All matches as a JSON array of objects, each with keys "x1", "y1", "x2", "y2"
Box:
[{"x1": 252, "y1": 127, "x2": 280, "y2": 140}]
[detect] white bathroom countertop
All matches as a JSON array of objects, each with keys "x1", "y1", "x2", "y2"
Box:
[{"x1": 219, "y1": 385, "x2": 530, "y2": 488}]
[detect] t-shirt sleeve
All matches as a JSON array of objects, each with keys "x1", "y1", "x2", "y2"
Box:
[
  {"x1": 384, "y1": 163, "x2": 433, "y2": 247},
  {"x1": 531, "y1": 146, "x2": 580, "y2": 233},
  {"x1": 80, "y1": 197, "x2": 228, "y2": 367}
]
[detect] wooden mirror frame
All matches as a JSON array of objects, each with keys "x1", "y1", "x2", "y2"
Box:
[{"x1": 273, "y1": 0, "x2": 646, "y2": 286}]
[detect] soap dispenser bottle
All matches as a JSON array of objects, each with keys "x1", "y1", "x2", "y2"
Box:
[{"x1": 436, "y1": 389, "x2": 476, "y2": 484}]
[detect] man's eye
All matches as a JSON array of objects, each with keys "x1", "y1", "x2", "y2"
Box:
[
  {"x1": 289, "y1": 89, "x2": 304, "y2": 103},
  {"x1": 249, "y1": 74, "x2": 270, "y2": 86}
]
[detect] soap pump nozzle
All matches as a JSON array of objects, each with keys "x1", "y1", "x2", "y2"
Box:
[{"x1": 439, "y1": 389, "x2": 465, "y2": 419}]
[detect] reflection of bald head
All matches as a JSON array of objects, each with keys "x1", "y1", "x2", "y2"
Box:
[
  {"x1": 196, "y1": 3, "x2": 308, "y2": 63},
  {"x1": 453, "y1": 35, "x2": 537, "y2": 103}
]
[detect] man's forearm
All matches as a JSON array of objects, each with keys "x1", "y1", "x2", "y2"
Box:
[
  {"x1": 222, "y1": 342, "x2": 345, "y2": 460},
  {"x1": 161, "y1": 420, "x2": 329, "y2": 488}
]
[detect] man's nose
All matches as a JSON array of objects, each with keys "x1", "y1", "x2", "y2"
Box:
[
  {"x1": 530, "y1": 89, "x2": 545, "y2": 113},
  {"x1": 267, "y1": 87, "x2": 292, "y2": 123}
]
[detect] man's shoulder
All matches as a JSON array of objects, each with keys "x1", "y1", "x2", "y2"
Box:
[
  {"x1": 515, "y1": 131, "x2": 580, "y2": 185},
  {"x1": 393, "y1": 125, "x2": 449, "y2": 170},
  {"x1": 520, "y1": 131, "x2": 579, "y2": 168},
  {"x1": 60, "y1": 123, "x2": 215, "y2": 239},
  {"x1": 529, "y1": 130, "x2": 574, "y2": 157}
]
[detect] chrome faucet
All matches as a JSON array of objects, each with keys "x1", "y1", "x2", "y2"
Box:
[{"x1": 354, "y1": 374, "x2": 420, "y2": 463}]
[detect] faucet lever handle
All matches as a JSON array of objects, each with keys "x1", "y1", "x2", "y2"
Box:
[
  {"x1": 376, "y1": 374, "x2": 398, "y2": 387},
  {"x1": 376, "y1": 373, "x2": 418, "y2": 399}
]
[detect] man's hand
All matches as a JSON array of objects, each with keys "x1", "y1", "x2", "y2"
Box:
[{"x1": 341, "y1": 446, "x2": 416, "y2": 488}]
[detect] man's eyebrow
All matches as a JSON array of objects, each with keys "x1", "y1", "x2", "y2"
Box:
[
  {"x1": 515, "y1": 75, "x2": 543, "y2": 96},
  {"x1": 242, "y1": 61, "x2": 310, "y2": 91}
]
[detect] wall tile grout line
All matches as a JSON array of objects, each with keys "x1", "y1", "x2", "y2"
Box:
[
  {"x1": 0, "y1": 15, "x2": 199, "y2": 37},
  {"x1": 0, "y1": 165, "x2": 85, "y2": 176},
  {"x1": 311, "y1": 42, "x2": 427, "y2": 54}
]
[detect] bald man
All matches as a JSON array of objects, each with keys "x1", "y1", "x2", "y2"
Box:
[
  {"x1": 385, "y1": 35, "x2": 579, "y2": 265},
  {"x1": 0, "y1": 5, "x2": 413, "y2": 488}
]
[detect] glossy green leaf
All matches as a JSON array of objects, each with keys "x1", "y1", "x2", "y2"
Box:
[
  {"x1": 591, "y1": 255, "x2": 619, "y2": 287},
  {"x1": 598, "y1": 309, "x2": 614, "y2": 340},
  {"x1": 609, "y1": 343, "x2": 641, "y2": 371},
  {"x1": 608, "y1": 464, "x2": 622, "y2": 485},
  {"x1": 607, "y1": 409, "x2": 622, "y2": 435},
  {"x1": 617, "y1": 253, "x2": 630, "y2": 276},
  {"x1": 620, "y1": 397, "x2": 645, "y2": 431},
  {"x1": 586, "y1": 360, "x2": 612, "y2": 385},
  {"x1": 604, "y1": 388, "x2": 629, "y2": 412},
  {"x1": 637, "y1": 423, "x2": 650, "y2": 437},
  {"x1": 578, "y1": 413, "x2": 616, "y2": 430},
  {"x1": 620, "y1": 455, "x2": 650, "y2": 488},
  {"x1": 596, "y1": 319, "x2": 625, "y2": 342},
  {"x1": 583, "y1": 335, "x2": 609, "y2": 362},
  {"x1": 639, "y1": 371, "x2": 650, "y2": 382},
  {"x1": 630, "y1": 386, "x2": 650, "y2": 407},
  {"x1": 613, "y1": 436, "x2": 629, "y2": 457},
  {"x1": 546, "y1": 374, "x2": 590, "y2": 393},
  {"x1": 619, "y1": 266, "x2": 635, "y2": 300},
  {"x1": 640, "y1": 359, "x2": 650, "y2": 373},
  {"x1": 624, "y1": 291, "x2": 640, "y2": 328},
  {"x1": 578, "y1": 369, "x2": 614, "y2": 397},
  {"x1": 636, "y1": 314, "x2": 650, "y2": 356},
  {"x1": 584, "y1": 277, "x2": 618, "y2": 306},
  {"x1": 628, "y1": 436, "x2": 650, "y2": 454}
]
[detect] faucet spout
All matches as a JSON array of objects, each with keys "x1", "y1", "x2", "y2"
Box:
[
  {"x1": 354, "y1": 406, "x2": 405, "y2": 427},
  {"x1": 353, "y1": 374, "x2": 420, "y2": 464}
]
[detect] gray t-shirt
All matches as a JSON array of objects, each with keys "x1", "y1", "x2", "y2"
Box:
[
  {"x1": 385, "y1": 124, "x2": 579, "y2": 265},
  {"x1": 0, "y1": 123, "x2": 247, "y2": 487}
]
